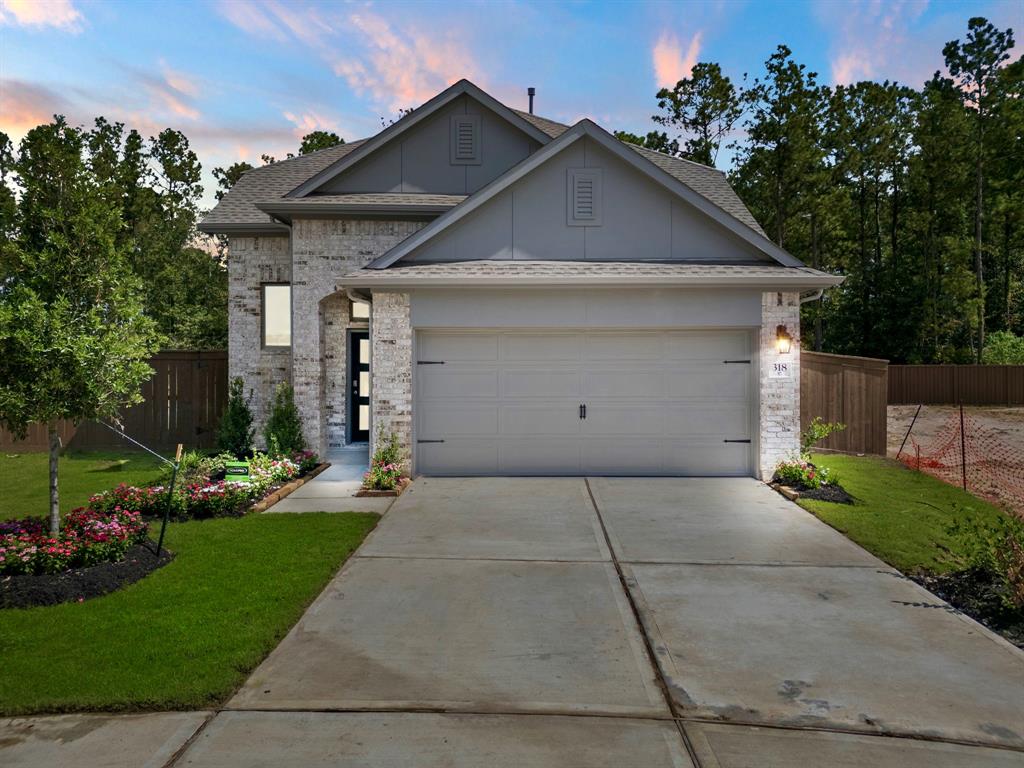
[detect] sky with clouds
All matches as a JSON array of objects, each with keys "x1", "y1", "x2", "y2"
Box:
[{"x1": 1, "y1": 0, "x2": 1020, "y2": 209}]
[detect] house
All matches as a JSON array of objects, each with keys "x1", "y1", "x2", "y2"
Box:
[{"x1": 199, "y1": 80, "x2": 841, "y2": 479}]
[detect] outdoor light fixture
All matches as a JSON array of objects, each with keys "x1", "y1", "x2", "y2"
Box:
[{"x1": 776, "y1": 324, "x2": 793, "y2": 354}]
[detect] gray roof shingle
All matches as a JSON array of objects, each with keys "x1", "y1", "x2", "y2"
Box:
[{"x1": 201, "y1": 104, "x2": 766, "y2": 239}]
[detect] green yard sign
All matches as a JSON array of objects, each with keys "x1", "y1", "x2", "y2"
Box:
[{"x1": 224, "y1": 461, "x2": 250, "y2": 483}]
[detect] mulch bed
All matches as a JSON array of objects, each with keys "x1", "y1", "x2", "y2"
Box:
[
  {"x1": 355, "y1": 477, "x2": 411, "y2": 498},
  {"x1": 1, "y1": 543, "x2": 174, "y2": 610},
  {"x1": 797, "y1": 484, "x2": 855, "y2": 504},
  {"x1": 911, "y1": 568, "x2": 1024, "y2": 650}
]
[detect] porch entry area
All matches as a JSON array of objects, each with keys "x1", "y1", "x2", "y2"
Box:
[{"x1": 414, "y1": 329, "x2": 757, "y2": 476}]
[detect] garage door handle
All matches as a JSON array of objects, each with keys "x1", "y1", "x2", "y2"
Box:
[
  {"x1": 579, "y1": 403, "x2": 587, "y2": 419},
  {"x1": 723, "y1": 439, "x2": 751, "y2": 443}
]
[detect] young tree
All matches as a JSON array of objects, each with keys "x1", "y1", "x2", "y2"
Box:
[
  {"x1": 299, "y1": 130, "x2": 343, "y2": 154},
  {"x1": 943, "y1": 17, "x2": 1017, "y2": 360},
  {"x1": 264, "y1": 382, "x2": 306, "y2": 455},
  {"x1": 0, "y1": 118, "x2": 159, "y2": 534},
  {"x1": 613, "y1": 129, "x2": 679, "y2": 155},
  {"x1": 654, "y1": 62, "x2": 742, "y2": 166}
]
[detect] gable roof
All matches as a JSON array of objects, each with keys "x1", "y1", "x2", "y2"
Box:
[
  {"x1": 286, "y1": 79, "x2": 553, "y2": 200},
  {"x1": 366, "y1": 119, "x2": 801, "y2": 269},
  {"x1": 199, "y1": 83, "x2": 768, "y2": 239}
]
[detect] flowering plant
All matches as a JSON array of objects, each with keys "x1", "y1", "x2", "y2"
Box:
[
  {"x1": 363, "y1": 429, "x2": 405, "y2": 491},
  {"x1": 183, "y1": 481, "x2": 254, "y2": 518},
  {"x1": 773, "y1": 456, "x2": 835, "y2": 490},
  {"x1": 0, "y1": 507, "x2": 148, "y2": 576}
]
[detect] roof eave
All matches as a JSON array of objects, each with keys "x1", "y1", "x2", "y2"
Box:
[
  {"x1": 338, "y1": 272, "x2": 845, "y2": 290},
  {"x1": 196, "y1": 221, "x2": 290, "y2": 236},
  {"x1": 255, "y1": 202, "x2": 457, "y2": 218}
]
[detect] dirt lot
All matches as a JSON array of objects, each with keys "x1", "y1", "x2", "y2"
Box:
[
  {"x1": 888, "y1": 405, "x2": 1024, "y2": 514},
  {"x1": 888, "y1": 405, "x2": 1024, "y2": 457}
]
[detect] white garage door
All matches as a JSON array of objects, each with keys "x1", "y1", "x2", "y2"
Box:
[{"x1": 414, "y1": 330, "x2": 755, "y2": 476}]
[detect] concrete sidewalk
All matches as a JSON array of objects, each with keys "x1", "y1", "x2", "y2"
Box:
[
  {"x1": 3, "y1": 477, "x2": 1023, "y2": 767},
  {"x1": 267, "y1": 445, "x2": 393, "y2": 513}
]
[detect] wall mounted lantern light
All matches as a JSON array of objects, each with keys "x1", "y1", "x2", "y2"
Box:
[{"x1": 776, "y1": 324, "x2": 793, "y2": 354}]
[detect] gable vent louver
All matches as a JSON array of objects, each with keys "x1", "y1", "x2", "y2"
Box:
[
  {"x1": 450, "y1": 115, "x2": 481, "y2": 165},
  {"x1": 567, "y1": 168, "x2": 603, "y2": 226}
]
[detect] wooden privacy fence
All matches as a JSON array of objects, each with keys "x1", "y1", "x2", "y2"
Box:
[
  {"x1": 888, "y1": 365, "x2": 1024, "y2": 406},
  {"x1": 0, "y1": 351, "x2": 228, "y2": 452},
  {"x1": 801, "y1": 351, "x2": 889, "y2": 456}
]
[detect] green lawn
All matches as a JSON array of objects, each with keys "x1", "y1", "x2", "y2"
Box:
[
  {"x1": 801, "y1": 453, "x2": 1010, "y2": 573},
  {"x1": 0, "y1": 451, "x2": 164, "y2": 521},
  {"x1": 0, "y1": 512, "x2": 377, "y2": 715}
]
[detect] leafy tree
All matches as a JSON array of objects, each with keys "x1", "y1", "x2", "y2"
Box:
[
  {"x1": 943, "y1": 17, "x2": 1017, "y2": 360},
  {"x1": 299, "y1": 130, "x2": 343, "y2": 154},
  {"x1": 613, "y1": 130, "x2": 679, "y2": 155},
  {"x1": 264, "y1": 382, "x2": 306, "y2": 455},
  {"x1": 0, "y1": 118, "x2": 159, "y2": 534},
  {"x1": 212, "y1": 161, "x2": 253, "y2": 201},
  {"x1": 654, "y1": 62, "x2": 743, "y2": 165},
  {"x1": 218, "y1": 377, "x2": 255, "y2": 458}
]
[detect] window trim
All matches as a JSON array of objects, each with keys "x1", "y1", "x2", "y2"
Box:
[{"x1": 261, "y1": 283, "x2": 292, "y2": 349}]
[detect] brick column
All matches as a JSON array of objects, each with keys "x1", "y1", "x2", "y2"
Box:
[
  {"x1": 370, "y1": 292, "x2": 413, "y2": 464},
  {"x1": 759, "y1": 291, "x2": 801, "y2": 480},
  {"x1": 227, "y1": 235, "x2": 291, "y2": 440}
]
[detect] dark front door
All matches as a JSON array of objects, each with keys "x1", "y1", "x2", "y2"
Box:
[{"x1": 349, "y1": 331, "x2": 370, "y2": 443}]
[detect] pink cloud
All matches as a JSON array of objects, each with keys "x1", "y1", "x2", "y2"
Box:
[
  {"x1": 653, "y1": 30, "x2": 703, "y2": 89},
  {"x1": 822, "y1": 0, "x2": 932, "y2": 86},
  {"x1": 0, "y1": 0, "x2": 82, "y2": 31},
  {"x1": 283, "y1": 110, "x2": 338, "y2": 140},
  {"x1": 0, "y1": 78, "x2": 71, "y2": 137},
  {"x1": 334, "y1": 11, "x2": 479, "y2": 111}
]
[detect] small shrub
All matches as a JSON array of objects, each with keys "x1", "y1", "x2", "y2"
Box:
[
  {"x1": 264, "y1": 382, "x2": 306, "y2": 455},
  {"x1": 157, "y1": 450, "x2": 218, "y2": 488},
  {"x1": 182, "y1": 481, "x2": 254, "y2": 519},
  {"x1": 292, "y1": 449, "x2": 319, "y2": 474},
  {"x1": 89, "y1": 483, "x2": 186, "y2": 520},
  {"x1": 773, "y1": 457, "x2": 835, "y2": 490},
  {"x1": 801, "y1": 417, "x2": 846, "y2": 455},
  {"x1": 218, "y1": 377, "x2": 255, "y2": 458},
  {"x1": 364, "y1": 429, "x2": 405, "y2": 491},
  {"x1": 949, "y1": 514, "x2": 1024, "y2": 610}
]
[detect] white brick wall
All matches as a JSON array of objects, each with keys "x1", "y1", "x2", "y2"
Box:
[
  {"x1": 289, "y1": 219, "x2": 426, "y2": 455},
  {"x1": 227, "y1": 235, "x2": 291, "y2": 439},
  {"x1": 759, "y1": 291, "x2": 801, "y2": 480},
  {"x1": 370, "y1": 293, "x2": 413, "y2": 463}
]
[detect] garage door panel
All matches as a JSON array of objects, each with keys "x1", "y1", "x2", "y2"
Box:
[
  {"x1": 415, "y1": 330, "x2": 754, "y2": 476},
  {"x1": 583, "y1": 405, "x2": 665, "y2": 436},
  {"x1": 420, "y1": 405, "x2": 498, "y2": 437},
  {"x1": 582, "y1": 439, "x2": 667, "y2": 475},
  {"x1": 420, "y1": 369, "x2": 498, "y2": 399},
  {"x1": 499, "y1": 439, "x2": 582, "y2": 474},
  {"x1": 583, "y1": 370, "x2": 664, "y2": 398},
  {"x1": 663, "y1": 405, "x2": 750, "y2": 437},
  {"x1": 418, "y1": 333, "x2": 497, "y2": 362},
  {"x1": 664, "y1": 368, "x2": 748, "y2": 399},
  {"x1": 503, "y1": 369, "x2": 580, "y2": 397},
  {"x1": 665, "y1": 332, "x2": 750, "y2": 359},
  {"x1": 664, "y1": 440, "x2": 750, "y2": 476},
  {"x1": 502, "y1": 333, "x2": 581, "y2": 361},
  {"x1": 583, "y1": 333, "x2": 664, "y2": 360},
  {"x1": 418, "y1": 440, "x2": 499, "y2": 475},
  {"x1": 500, "y1": 404, "x2": 582, "y2": 435}
]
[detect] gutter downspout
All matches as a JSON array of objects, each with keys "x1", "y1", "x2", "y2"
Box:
[
  {"x1": 346, "y1": 287, "x2": 372, "y2": 305},
  {"x1": 799, "y1": 289, "x2": 824, "y2": 304}
]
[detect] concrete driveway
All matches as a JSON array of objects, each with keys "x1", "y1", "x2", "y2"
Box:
[{"x1": 5, "y1": 477, "x2": 1023, "y2": 767}]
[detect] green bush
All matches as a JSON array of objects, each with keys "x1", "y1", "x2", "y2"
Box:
[
  {"x1": 363, "y1": 428, "x2": 404, "y2": 491},
  {"x1": 982, "y1": 330, "x2": 1024, "y2": 364},
  {"x1": 949, "y1": 513, "x2": 1024, "y2": 610},
  {"x1": 773, "y1": 457, "x2": 836, "y2": 489},
  {"x1": 218, "y1": 377, "x2": 255, "y2": 458},
  {"x1": 264, "y1": 382, "x2": 306, "y2": 455}
]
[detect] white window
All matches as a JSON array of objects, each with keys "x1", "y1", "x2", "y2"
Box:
[
  {"x1": 350, "y1": 299, "x2": 370, "y2": 321},
  {"x1": 262, "y1": 284, "x2": 291, "y2": 347}
]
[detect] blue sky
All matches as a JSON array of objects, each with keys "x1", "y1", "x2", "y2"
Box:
[{"x1": 1, "y1": 0, "x2": 1020, "y2": 209}]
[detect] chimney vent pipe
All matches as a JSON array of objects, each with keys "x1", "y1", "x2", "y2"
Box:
[{"x1": 527, "y1": 87, "x2": 535, "y2": 114}]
